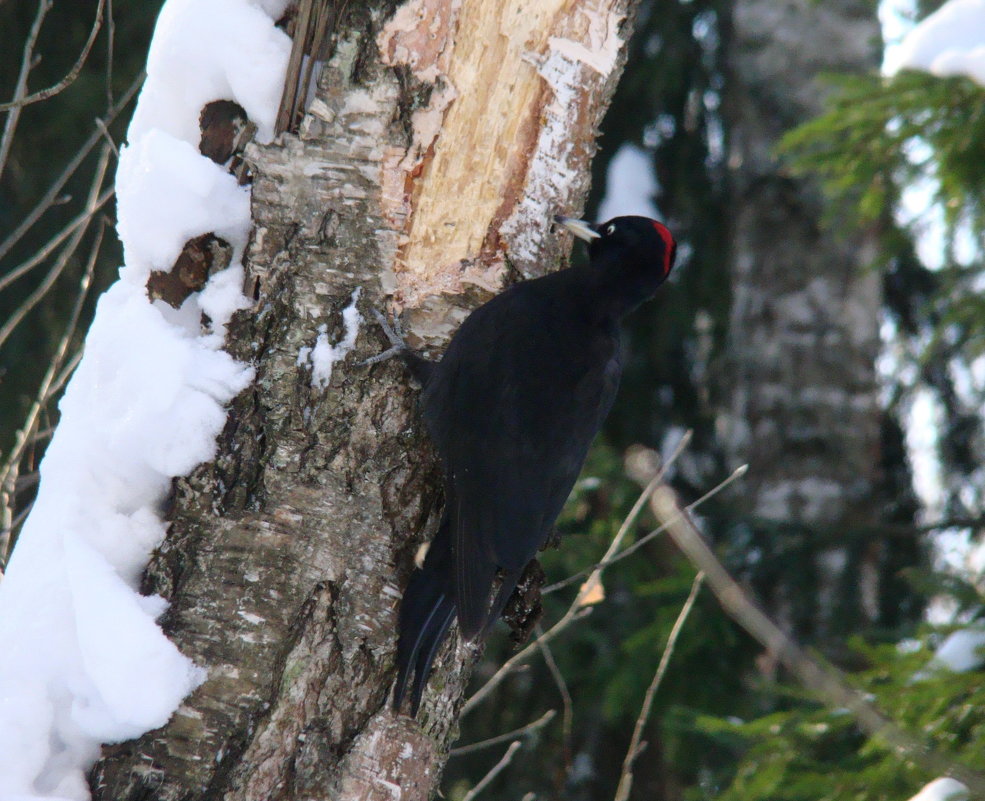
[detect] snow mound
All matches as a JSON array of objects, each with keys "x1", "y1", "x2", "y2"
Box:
[
  {"x1": 889, "y1": 0, "x2": 985, "y2": 87},
  {"x1": 931, "y1": 627, "x2": 985, "y2": 673},
  {"x1": 906, "y1": 777, "x2": 969, "y2": 801},
  {"x1": 0, "y1": 0, "x2": 289, "y2": 798}
]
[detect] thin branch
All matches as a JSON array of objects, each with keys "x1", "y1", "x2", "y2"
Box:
[
  {"x1": 579, "y1": 464, "x2": 747, "y2": 582},
  {"x1": 614, "y1": 571, "x2": 704, "y2": 801},
  {"x1": 48, "y1": 349, "x2": 84, "y2": 398},
  {"x1": 0, "y1": 0, "x2": 51, "y2": 184},
  {"x1": 0, "y1": 187, "x2": 114, "y2": 295},
  {"x1": 0, "y1": 145, "x2": 111, "y2": 352},
  {"x1": 543, "y1": 432, "x2": 692, "y2": 596},
  {"x1": 104, "y1": 0, "x2": 115, "y2": 111},
  {"x1": 0, "y1": 0, "x2": 106, "y2": 113},
  {"x1": 535, "y1": 626, "x2": 573, "y2": 766},
  {"x1": 275, "y1": 0, "x2": 347, "y2": 134},
  {"x1": 592, "y1": 432, "x2": 692, "y2": 573},
  {"x1": 94, "y1": 116, "x2": 119, "y2": 158},
  {"x1": 645, "y1": 482, "x2": 985, "y2": 797},
  {"x1": 463, "y1": 440, "x2": 741, "y2": 716},
  {"x1": 543, "y1": 462, "x2": 746, "y2": 596},
  {"x1": 9, "y1": 500, "x2": 35, "y2": 545},
  {"x1": 298, "y1": 1, "x2": 334, "y2": 119},
  {"x1": 29, "y1": 427, "x2": 54, "y2": 444},
  {"x1": 461, "y1": 741, "x2": 522, "y2": 801},
  {"x1": 0, "y1": 195, "x2": 107, "y2": 567},
  {"x1": 0, "y1": 71, "x2": 141, "y2": 265},
  {"x1": 450, "y1": 710, "x2": 556, "y2": 757},
  {"x1": 462, "y1": 606, "x2": 590, "y2": 716}
]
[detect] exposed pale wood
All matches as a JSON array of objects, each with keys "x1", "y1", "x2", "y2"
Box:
[
  {"x1": 90, "y1": 1, "x2": 635, "y2": 799},
  {"x1": 378, "y1": 0, "x2": 631, "y2": 341}
]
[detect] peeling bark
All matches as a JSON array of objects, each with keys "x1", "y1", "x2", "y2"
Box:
[{"x1": 90, "y1": 1, "x2": 634, "y2": 799}]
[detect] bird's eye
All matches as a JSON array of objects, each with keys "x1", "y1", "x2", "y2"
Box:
[{"x1": 605, "y1": 223, "x2": 616, "y2": 235}]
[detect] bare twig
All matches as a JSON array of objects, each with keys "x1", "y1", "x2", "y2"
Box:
[
  {"x1": 0, "y1": 71, "x2": 141, "y2": 265},
  {"x1": 576, "y1": 465, "x2": 747, "y2": 583},
  {"x1": 0, "y1": 199, "x2": 107, "y2": 567},
  {"x1": 48, "y1": 349, "x2": 84, "y2": 398},
  {"x1": 461, "y1": 741, "x2": 522, "y2": 801},
  {"x1": 298, "y1": 1, "x2": 333, "y2": 119},
  {"x1": 0, "y1": 0, "x2": 106, "y2": 113},
  {"x1": 464, "y1": 438, "x2": 738, "y2": 715},
  {"x1": 467, "y1": 466, "x2": 746, "y2": 715},
  {"x1": 0, "y1": 145, "x2": 111, "y2": 352},
  {"x1": 104, "y1": 0, "x2": 115, "y2": 110},
  {"x1": 544, "y1": 462, "x2": 746, "y2": 596},
  {"x1": 450, "y1": 709, "x2": 556, "y2": 757},
  {"x1": 462, "y1": 606, "x2": 590, "y2": 715},
  {"x1": 276, "y1": 0, "x2": 312, "y2": 134},
  {"x1": 94, "y1": 116, "x2": 119, "y2": 158},
  {"x1": 591, "y1": 433, "x2": 692, "y2": 573},
  {"x1": 535, "y1": 626, "x2": 573, "y2": 766},
  {"x1": 28, "y1": 427, "x2": 54, "y2": 445},
  {"x1": 614, "y1": 571, "x2": 704, "y2": 801},
  {"x1": 0, "y1": 188, "x2": 114, "y2": 294},
  {"x1": 10, "y1": 500, "x2": 34, "y2": 534},
  {"x1": 645, "y1": 483, "x2": 985, "y2": 797},
  {"x1": 0, "y1": 0, "x2": 52, "y2": 184},
  {"x1": 543, "y1": 432, "x2": 692, "y2": 596}
]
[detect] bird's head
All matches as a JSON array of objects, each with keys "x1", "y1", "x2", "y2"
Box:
[{"x1": 554, "y1": 214, "x2": 677, "y2": 293}]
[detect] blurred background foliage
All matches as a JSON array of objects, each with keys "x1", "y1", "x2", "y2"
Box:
[{"x1": 3, "y1": 0, "x2": 985, "y2": 799}]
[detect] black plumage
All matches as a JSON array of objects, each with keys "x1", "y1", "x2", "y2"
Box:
[{"x1": 384, "y1": 214, "x2": 677, "y2": 715}]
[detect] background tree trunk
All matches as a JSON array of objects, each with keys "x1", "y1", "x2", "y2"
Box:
[
  {"x1": 89, "y1": 1, "x2": 634, "y2": 799},
  {"x1": 719, "y1": 0, "x2": 888, "y2": 638}
]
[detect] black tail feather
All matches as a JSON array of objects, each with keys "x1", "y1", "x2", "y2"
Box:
[
  {"x1": 480, "y1": 568, "x2": 522, "y2": 639},
  {"x1": 408, "y1": 597, "x2": 455, "y2": 716},
  {"x1": 394, "y1": 519, "x2": 458, "y2": 715}
]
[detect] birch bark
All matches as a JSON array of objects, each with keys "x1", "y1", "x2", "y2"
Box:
[
  {"x1": 721, "y1": 0, "x2": 885, "y2": 634},
  {"x1": 90, "y1": 1, "x2": 634, "y2": 798}
]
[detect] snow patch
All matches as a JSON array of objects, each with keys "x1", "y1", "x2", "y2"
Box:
[
  {"x1": 298, "y1": 288, "x2": 363, "y2": 390},
  {"x1": 0, "y1": 0, "x2": 289, "y2": 797},
  {"x1": 596, "y1": 143, "x2": 661, "y2": 222},
  {"x1": 929, "y1": 627, "x2": 985, "y2": 673},
  {"x1": 116, "y1": 131, "x2": 252, "y2": 282},
  {"x1": 888, "y1": 0, "x2": 985, "y2": 86},
  {"x1": 128, "y1": 0, "x2": 291, "y2": 144},
  {"x1": 906, "y1": 777, "x2": 969, "y2": 801}
]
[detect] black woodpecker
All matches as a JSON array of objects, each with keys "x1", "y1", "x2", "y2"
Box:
[{"x1": 374, "y1": 215, "x2": 677, "y2": 715}]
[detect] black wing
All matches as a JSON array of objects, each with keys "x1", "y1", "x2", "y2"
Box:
[{"x1": 421, "y1": 277, "x2": 620, "y2": 638}]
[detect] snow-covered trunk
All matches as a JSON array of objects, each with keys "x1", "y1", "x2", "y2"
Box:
[
  {"x1": 91, "y1": 1, "x2": 633, "y2": 799},
  {"x1": 719, "y1": 0, "x2": 886, "y2": 637}
]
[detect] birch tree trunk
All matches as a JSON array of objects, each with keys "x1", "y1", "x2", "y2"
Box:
[
  {"x1": 89, "y1": 1, "x2": 634, "y2": 799},
  {"x1": 720, "y1": 0, "x2": 887, "y2": 637}
]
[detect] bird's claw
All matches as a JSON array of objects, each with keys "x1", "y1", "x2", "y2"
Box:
[
  {"x1": 359, "y1": 309, "x2": 408, "y2": 367},
  {"x1": 373, "y1": 309, "x2": 408, "y2": 348}
]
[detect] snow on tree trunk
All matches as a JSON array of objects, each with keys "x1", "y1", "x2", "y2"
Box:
[
  {"x1": 90, "y1": 1, "x2": 633, "y2": 798},
  {"x1": 720, "y1": 0, "x2": 885, "y2": 635}
]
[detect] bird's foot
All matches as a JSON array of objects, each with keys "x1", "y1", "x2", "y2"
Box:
[{"x1": 360, "y1": 309, "x2": 409, "y2": 367}]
